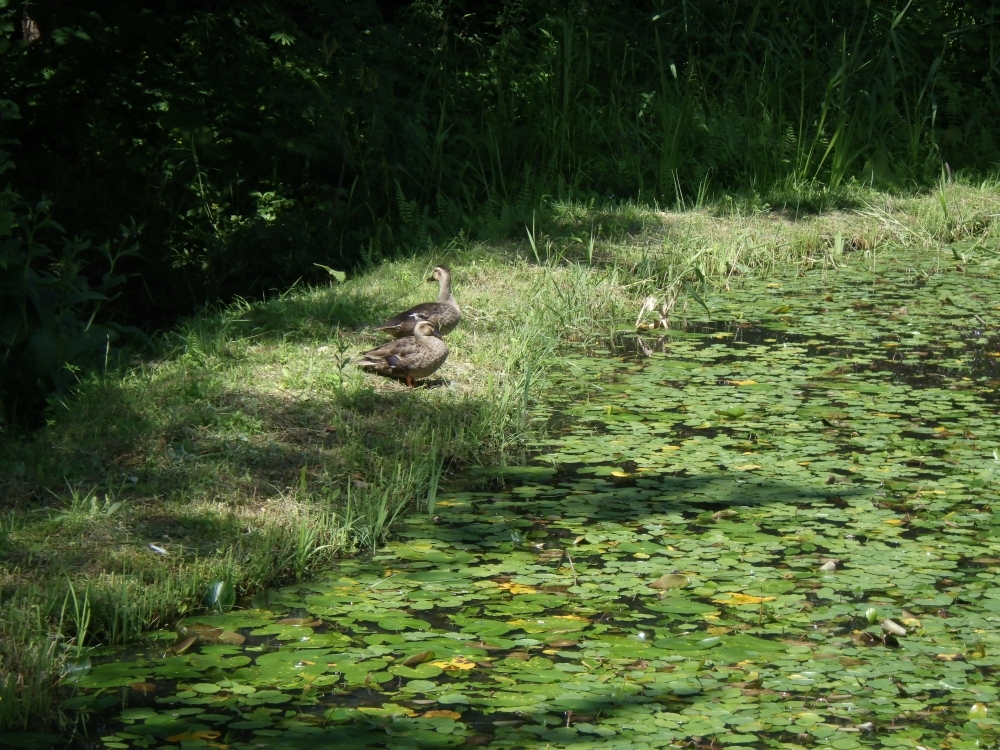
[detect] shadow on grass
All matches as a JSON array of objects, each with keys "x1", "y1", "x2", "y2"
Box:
[
  {"x1": 0, "y1": 339, "x2": 514, "y2": 704},
  {"x1": 229, "y1": 265, "x2": 452, "y2": 345},
  {"x1": 483, "y1": 181, "x2": 882, "y2": 249}
]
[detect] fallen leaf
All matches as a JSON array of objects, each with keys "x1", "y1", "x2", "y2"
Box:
[
  {"x1": 430, "y1": 656, "x2": 477, "y2": 671},
  {"x1": 497, "y1": 582, "x2": 538, "y2": 595},
  {"x1": 180, "y1": 623, "x2": 221, "y2": 634},
  {"x1": 402, "y1": 650, "x2": 435, "y2": 667},
  {"x1": 547, "y1": 639, "x2": 578, "y2": 648},
  {"x1": 713, "y1": 593, "x2": 776, "y2": 605},
  {"x1": 171, "y1": 636, "x2": 198, "y2": 654},
  {"x1": 422, "y1": 709, "x2": 462, "y2": 719},
  {"x1": 216, "y1": 630, "x2": 246, "y2": 645}
]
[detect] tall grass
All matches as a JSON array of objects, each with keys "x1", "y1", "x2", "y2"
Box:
[
  {"x1": 4, "y1": 1, "x2": 995, "y2": 356},
  {"x1": 483, "y1": 0, "x2": 962, "y2": 220}
]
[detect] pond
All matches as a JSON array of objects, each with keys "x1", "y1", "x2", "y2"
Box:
[{"x1": 54, "y1": 249, "x2": 1000, "y2": 750}]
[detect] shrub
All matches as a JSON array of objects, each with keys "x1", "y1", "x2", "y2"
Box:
[{"x1": 0, "y1": 101, "x2": 139, "y2": 426}]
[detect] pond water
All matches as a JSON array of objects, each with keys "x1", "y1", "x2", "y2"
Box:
[{"x1": 57, "y1": 250, "x2": 1000, "y2": 750}]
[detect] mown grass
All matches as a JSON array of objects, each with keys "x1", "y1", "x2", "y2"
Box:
[{"x1": 0, "y1": 176, "x2": 997, "y2": 730}]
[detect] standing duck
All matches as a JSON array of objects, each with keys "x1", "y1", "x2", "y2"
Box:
[
  {"x1": 375, "y1": 265, "x2": 461, "y2": 338},
  {"x1": 356, "y1": 320, "x2": 448, "y2": 387}
]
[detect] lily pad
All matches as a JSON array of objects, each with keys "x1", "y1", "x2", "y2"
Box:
[{"x1": 649, "y1": 573, "x2": 691, "y2": 589}]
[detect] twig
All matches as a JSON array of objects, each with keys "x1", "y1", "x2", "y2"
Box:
[{"x1": 565, "y1": 551, "x2": 578, "y2": 587}]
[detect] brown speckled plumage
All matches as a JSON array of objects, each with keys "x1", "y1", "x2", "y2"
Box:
[{"x1": 356, "y1": 320, "x2": 449, "y2": 387}]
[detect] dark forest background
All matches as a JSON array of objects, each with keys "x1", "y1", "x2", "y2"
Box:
[{"x1": 1, "y1": 0, "x2": 998, "y2": 422}]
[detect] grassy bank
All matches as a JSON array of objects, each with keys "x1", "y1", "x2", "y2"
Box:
[{"x1": 0, "y1": 178, "x2": 997, "y2": 730}]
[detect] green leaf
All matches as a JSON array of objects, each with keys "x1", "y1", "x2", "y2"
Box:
[
  {"x1": 314, "y1": 264, "x2": 346, "y2": 282},
  {"x1": 202, "y1": 580, "x2": 236, "y2": 612}
]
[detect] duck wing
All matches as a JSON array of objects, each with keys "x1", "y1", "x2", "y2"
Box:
[
  {"x1": 356, "y1": 332, "x2": 448, "y2": 381},
  {"x1": 359, "y1": 335, "x2": 416, "y2": 361},
  {"x1": 375, "y1": 303, "x2": 453, "y2": 337},
  {"x1": 357, "y1": 335, "x2": 425, "y2": 372}
]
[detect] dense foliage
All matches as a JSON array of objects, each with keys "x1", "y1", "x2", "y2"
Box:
[
  {"x1": 0, "y1": 0, "x2": 998, "y2": 421},
  {"x1": 0, "y1": 104, "x2": 141, "y2": 422}
]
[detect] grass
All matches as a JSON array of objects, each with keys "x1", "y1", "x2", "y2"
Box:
[{"x1": 0, "y1": 176, "x2": 998, "y2": 730}]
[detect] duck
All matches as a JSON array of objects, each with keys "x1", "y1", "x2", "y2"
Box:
[
  {"x1": 356, "y1": 320, "x2": 448, "y2": 387},
  {"x1": 375, "y1": 265, "x2": 461, "y2": 338}
]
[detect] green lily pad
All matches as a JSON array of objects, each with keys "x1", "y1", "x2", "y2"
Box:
[
  {"x1": 389, "y1": 663, "x2": 443, "y2": 679},
  {"x1": 458, "y1": 620, "x2": 512, "y2": 637},
  {"x1": 650, "y1": 573, "x2": 691, "y2": 589},
  {"x1": 645, "y1": 598, "x2": 720, "y2": 615}
]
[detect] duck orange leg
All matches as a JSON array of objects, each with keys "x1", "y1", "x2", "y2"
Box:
[{"x1": 406, "y1": 376, "x2": 415, "y2": 388}]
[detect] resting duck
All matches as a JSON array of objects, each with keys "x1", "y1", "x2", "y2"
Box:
[
  {"x1": 356, "y1": 320, "x2": 448, "y2": 387},
  {"x1": 375, "y1": 265, "x2": 461, "y2": 338}
]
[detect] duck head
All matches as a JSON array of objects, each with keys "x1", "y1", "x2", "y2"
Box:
[
  {"x1": 413, "y1": 320, "x2": 442, "y2": 338},
  {"x1": 427, "y1": 264, "x2": 451, "y2": 283}
]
